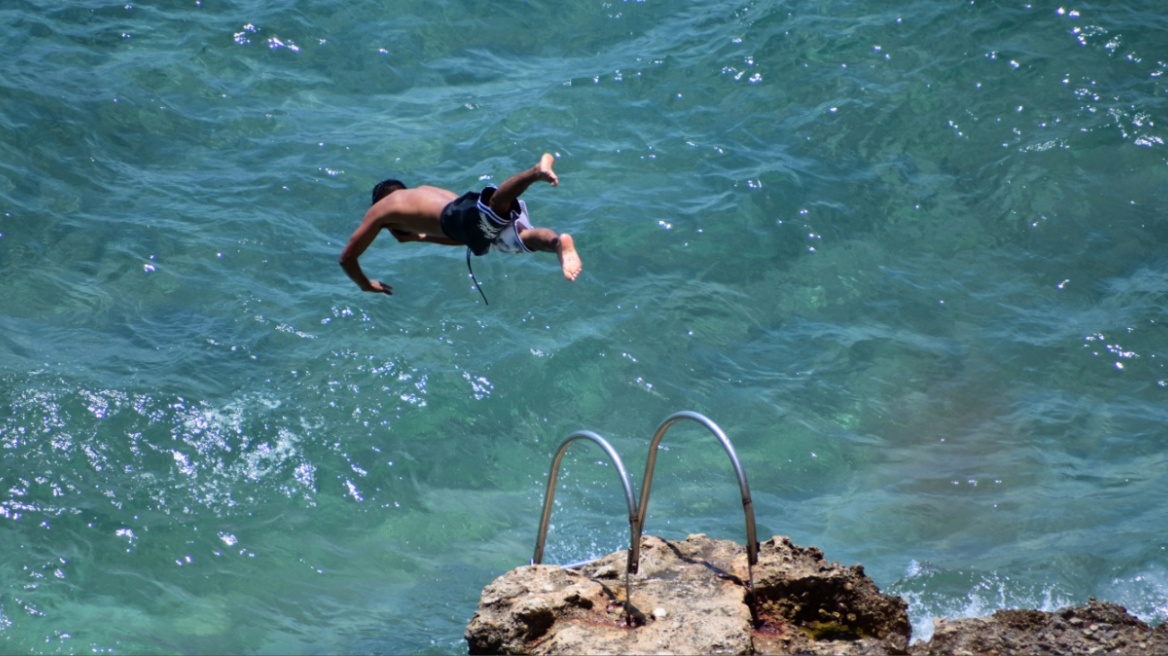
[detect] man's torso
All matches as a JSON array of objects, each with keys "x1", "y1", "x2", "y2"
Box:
[{"x1": 375, "y1": 185, "x2": 457, "y2": 234}]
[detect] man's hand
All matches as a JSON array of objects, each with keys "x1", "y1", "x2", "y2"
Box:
[{"x1": 367, "y1": 280, "x2": 393, "y2": 295}]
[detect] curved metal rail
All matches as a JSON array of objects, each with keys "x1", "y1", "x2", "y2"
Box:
[
  {"x1": 531, "y1": 430, "x2": 639, "y2": 576},
  {"x1": 632, "y1": 411, "x2": 759, "y2": 584}
]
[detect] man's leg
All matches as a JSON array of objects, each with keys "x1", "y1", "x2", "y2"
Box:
[
  {"x1": 519, "y1": 228, "x2": 582, "y2": 282},
  {"x1": 488, "y1": 153, "x2": 558, "y2": 219}
]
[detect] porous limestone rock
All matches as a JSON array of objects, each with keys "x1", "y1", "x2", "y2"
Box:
[
  {"x1": 465, "y1": 533, "x2": 909, "y2": 655},
  {"x1": 913, "y1": 598, "x2": 1168, "y2": 656},
  {"x1": 465, "y1": 534, "x2": 1167, "y2": 655},
  {"x1": 749, "y1": 536, "x2": 911, "y2": 655}
]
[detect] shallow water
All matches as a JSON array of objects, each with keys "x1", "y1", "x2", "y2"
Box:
[{"x1": 2, "y1": 0, "x2": 1167, "y2": 652}]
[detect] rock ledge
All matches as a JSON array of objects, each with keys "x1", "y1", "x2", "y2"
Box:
[{"x1": 465, "y1": 534, "x2": 1167, "y2": 655}]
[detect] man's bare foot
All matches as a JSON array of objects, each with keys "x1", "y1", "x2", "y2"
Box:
[
  {"x1": 556, "y1": 233, "x2": 582, "y2": 281},
  {"x1": 536, "y1": 153, "x2": 559, "y2": 187}
]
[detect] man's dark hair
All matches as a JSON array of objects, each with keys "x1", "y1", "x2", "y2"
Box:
[{"x1": 371, "y1": 179, "x2": 407, "y2": 205}]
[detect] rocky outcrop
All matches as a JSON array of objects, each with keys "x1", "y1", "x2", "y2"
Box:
[
  {"x1": 465, "y1": 534, "x2": 1168, "y2": 655},
  {"x1": 466, "y1": 533, "x2": 908, "y2": 655},
  {"x1": 465, "y1": 534, "x2": 753, "y2": 655},
  {"x1": 749, "y1": 536, "x2": 909, "y2": 655},
  {"x1": 916, "y1": 599, "x2": 1168, "y2": 656}
]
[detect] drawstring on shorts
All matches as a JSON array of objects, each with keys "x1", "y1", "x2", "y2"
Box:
[{"x1": 466, "y1": 247, "x2": 489, "y2": 305}]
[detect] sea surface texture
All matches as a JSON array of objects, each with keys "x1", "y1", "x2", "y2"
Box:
[{"x1": 2, "y1": 0, "x2": 1166, "y2": 653}]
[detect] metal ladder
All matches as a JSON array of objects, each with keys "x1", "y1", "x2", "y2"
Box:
[{"x1": 531, "y1": 411, "x2": 760, "y2": 621}]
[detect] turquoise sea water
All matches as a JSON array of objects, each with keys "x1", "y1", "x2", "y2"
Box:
[{"x1": 3, "y1": 0, "x2": 1167, "y2": 652}]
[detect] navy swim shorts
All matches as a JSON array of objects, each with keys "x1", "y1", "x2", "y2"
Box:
[{"x1": 439, "y1": 187, "x2": 532, "y2": 256}]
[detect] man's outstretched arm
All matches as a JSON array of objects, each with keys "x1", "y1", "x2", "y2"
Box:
[{"x1": 339, "y1": 213, "x2": 393, "y2": 295}]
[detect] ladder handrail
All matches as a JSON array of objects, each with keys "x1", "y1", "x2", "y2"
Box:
[
  {"x1": 528, "y1": 411, "x2": 759, "y2": 621},
  {"x1": 531, "y1": 430, "x2": 639, "y2": 577},
  {"x1": 632, "y1": 411, "x2": 759, "y2": 572}
]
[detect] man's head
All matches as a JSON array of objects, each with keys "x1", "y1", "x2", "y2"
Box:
[{"x1": 371, "y1": 179, "x2": 407, "y2": 205}]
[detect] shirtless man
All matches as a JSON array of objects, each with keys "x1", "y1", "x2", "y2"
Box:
[{"x1": 339, "y1": 153, "x2": 582, "y2": 297}]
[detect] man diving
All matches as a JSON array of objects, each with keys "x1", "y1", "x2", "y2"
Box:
[{"x1": 339, "y1": 153, "x2": 582, "y2": 298}]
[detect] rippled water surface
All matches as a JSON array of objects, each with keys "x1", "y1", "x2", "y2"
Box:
[{"x1": 2, "y1": 0, "x2": 1167, "y2": 652}]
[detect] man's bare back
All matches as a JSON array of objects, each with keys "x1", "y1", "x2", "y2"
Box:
[
  {"x1": 368, "y1": 185, "x2": 455, "y2": 237},
  {"x1": 340, "y1": 153, "x2": 581, "y2": 297}
]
